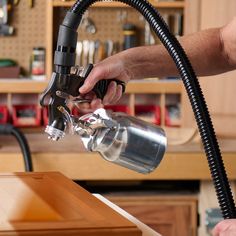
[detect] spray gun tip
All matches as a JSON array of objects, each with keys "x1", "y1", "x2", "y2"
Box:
[{"x1": 45, "y1": 125, "x2": 65, "y2": 141}]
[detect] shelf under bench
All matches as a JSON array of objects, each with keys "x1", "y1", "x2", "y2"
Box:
[{"x1": 0, "y1": 79, "x2": 182, "y2": 94}]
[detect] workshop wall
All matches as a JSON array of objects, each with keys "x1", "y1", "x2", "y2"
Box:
[
  {"x1": 55, "y1": 7, "x2": 182, "y2": 50},
  {"x1": 0, "y1": 0, "x2": 46, "y2": 75},
  {"x1": 0, "y1": 1, "x2": 182, "y2": 75}
]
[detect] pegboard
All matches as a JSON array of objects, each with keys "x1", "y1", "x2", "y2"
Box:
[
  {"x1": 0, "y1": 0, "x2": 47, "y2": 75},
  {"x1": 0, "y1": 1, "x2": 183, "y2": 75},
  {"x1": 55, "y1": 7, "x2": 183, "y2": 49}
]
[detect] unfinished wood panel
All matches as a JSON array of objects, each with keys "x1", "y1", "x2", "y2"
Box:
[
  {"x1": 181, "y1": 0, "x2": 201, "y2": 128},
  {"x1": 0, "y1": 172, "x2": 141, "y2": 236},
  {"x1": 182, "y1": 0, "x2": 236, "y2": 136},
  {"x1": 184, "y1": 0, "x2": 201, "y2": 35},
  {"x1": 200, "y1": 0, "x2": 236, "y2": 28},
  {"x1": 199, "y1": 0, "x2": 236, "y2": 137},
  {"x1": 0, "y1": 1, "x2": 47, "y2": 74}
]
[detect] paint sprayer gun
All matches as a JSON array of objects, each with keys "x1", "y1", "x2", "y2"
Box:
[{"x1": 40, "y1": 62, "x2": 166, "y2": 174}]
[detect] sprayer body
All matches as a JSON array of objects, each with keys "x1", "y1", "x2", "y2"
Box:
[{"x1": 76, "y1": 109, "x2": 166, "y2": 174}]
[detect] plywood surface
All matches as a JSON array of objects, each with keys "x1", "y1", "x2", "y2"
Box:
[{"x1": 0, "y1": 172, "x2": 141, "y2": 236}]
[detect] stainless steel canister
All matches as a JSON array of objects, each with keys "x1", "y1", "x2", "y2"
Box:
[{"x1": 76, "y1": 108, "x2": 167, "y2": 174}]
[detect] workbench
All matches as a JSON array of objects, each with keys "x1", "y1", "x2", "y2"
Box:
[
  {"x1": 0, "y1": 133, "x2": 236, "y2": 236},
  {"x1": 0, "y1": 133, "x2": 236, "y2": 181}
]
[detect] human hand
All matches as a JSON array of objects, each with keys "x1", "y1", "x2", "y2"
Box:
[
  {"x1": 79, "y1": 52, "x2": 133, "y2": 110},
  {"x1": 212, "y1": 219, "x2": 236, "y2": 236}
]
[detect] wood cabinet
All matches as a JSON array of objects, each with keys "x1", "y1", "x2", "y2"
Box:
[
  {"x1": 0, "y1": 172, "x2": 141, "y2": 236},
  {"x1": 182, "y1": 0, "x2": 236, "y2": 137},
  {"x1": 107, "y1": 195, "x2": 198, "y2": 236}
]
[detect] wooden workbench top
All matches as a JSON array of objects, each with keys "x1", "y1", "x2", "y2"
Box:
[
  {"x1": 0, "y1": 133, "x2": 236, "y2": 153},
  {"x1": 0, "y1": 133, "x2": 236, "y2": 180}
]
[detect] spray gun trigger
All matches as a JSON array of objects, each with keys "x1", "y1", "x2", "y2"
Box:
[{"x1": 56, "y1": 90, "x2": 91, "y2": 104}]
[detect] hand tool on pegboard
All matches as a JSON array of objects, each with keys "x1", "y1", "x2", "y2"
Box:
[
  {"x1": 13, "y1": 0, "x2": 19, "y2": 5},
  {"x1": 28, "y1": 0, "x2": 33, "y2": 8},
  {"x1": 0, "y1": 0, "x2": 14, "y2": 35}
]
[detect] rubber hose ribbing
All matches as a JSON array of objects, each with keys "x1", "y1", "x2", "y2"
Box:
[{"x1": 69, "y1": 0, "x2": 236, "y2": 218}]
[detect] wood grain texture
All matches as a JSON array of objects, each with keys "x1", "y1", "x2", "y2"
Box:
[
  {"x1": 0, "y1": 80, "x2": 182, "y2": 94},
  {"x1": 181, "y1": 0, "x2": 201, "y2": 128},
  {"x1": 1, "y1": 149, "x2": 236, "y2": 181},
  {"x1": 1, "y1": 134, "x2": 236, "y2": 180},
  {"x1": 182, "y1": 0, "x2": 236, "y2": 137},
  {"x1": 199, "y1": 0, "x2": 236, "y2": 136},
  {"x1": 184, "y1": 0, "x2": 201, "y2": 34},
  {"x1": 107, "y1": 195, "x2": 198, "y2": 236},
  {"x1": 0, "y1": 172, "x2": 141, "y2": 236}
]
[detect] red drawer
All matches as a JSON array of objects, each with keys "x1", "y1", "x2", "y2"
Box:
[
  {"x1": 0, "y1": 106, "x2": 9, "y2": 124},
  {"x1": 135, "y1": 105, "x2": 161, "y2": 125},
  {"x1": 105, "y1": 105, "x2": 130, "y2": 114},
  {"x1": 12, "y1": 105, "x2": 41, "y2": 127}
]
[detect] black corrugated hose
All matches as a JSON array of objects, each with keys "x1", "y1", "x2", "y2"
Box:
[
  {"x1": 0, "y1": 124, "x2": 33, "y2": 172},
  {"x1": 67, "y1": 0, "x2": 236, "y2": 218}
]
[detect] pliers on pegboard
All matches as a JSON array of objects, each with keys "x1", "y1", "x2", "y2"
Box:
[
  {"x1": 14, "y1": 0, "x2": 34, "y2": 8},
  {"x1": 13, "y1": 0, "x2": 20, "y2": 5}
]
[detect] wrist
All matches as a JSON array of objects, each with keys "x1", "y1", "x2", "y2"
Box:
[
  {"x1": 220, "y1": 18, "x2": 236, "y2": 68},
  {"x1": 121, "y1": 47, "x2": 152, "y2": 80}
]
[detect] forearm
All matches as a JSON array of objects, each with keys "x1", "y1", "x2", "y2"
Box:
[
  {"x1": 80, "y1": 20, "x2": 236, "y2": 104},
  {"x1": 122, "y1": 27, "x2": 236, "y2": 79}
]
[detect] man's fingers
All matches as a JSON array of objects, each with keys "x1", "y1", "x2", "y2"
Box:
[
  {"x1": 90, "y1": 98, "x2": 103, "y2": 110},
  {"x1": 110, "y1": 84, "x2": 123, "y2": 104},
  {"x1": 212, "y1": 219, "x2": 236, "y2": 236},
  {"x1": 79, "y1": 63, "x2": 113, "y2": 94},
  {"x1": 103, "y1": 81, "x2": 117, "y2": 105},
  {"x1": 79, "y1": 67, "x2": 104, "y2": 94}
]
